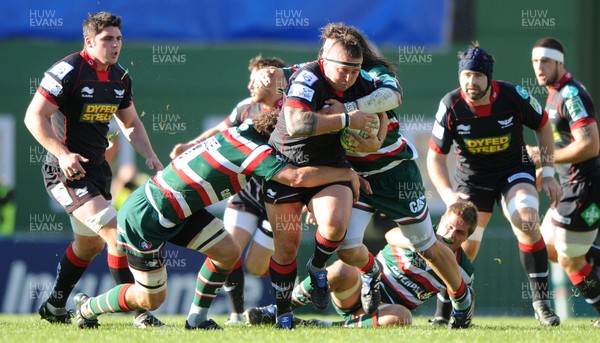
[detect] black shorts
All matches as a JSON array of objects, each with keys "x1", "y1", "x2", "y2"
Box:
[
  {"x1": 552, "y1": 179, "x2": 600, "y2": 231},
  {"x1": 42, "y1": 161, "x2": 112, "y2": 214},
  {"x1": 226, "y1": 177, "x2": 265, "y2": 218},
  {"x1": 454, "y1": 165, "x2": 536, "y2": 213},
  {"x1": 263, "y1": 179, "x2": 352, "y2": 205}
]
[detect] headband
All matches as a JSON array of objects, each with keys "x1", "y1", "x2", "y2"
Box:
[
  {"x1": 324, "y1": 57, "x2": 362, "y2": 68},
  {"x1": 532, "y1": 47, "x2": 564, "y2": 63}
]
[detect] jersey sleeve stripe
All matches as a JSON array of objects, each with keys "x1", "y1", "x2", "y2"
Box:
[
  {"x1": 570, "y1": 117, "x2": 596, "y2": 131},
  {"x1": 151, "y1": 174, "x2": 189, "y2": 221},
  {"x1": 221, "y1": 128, "x2": 255, "y2": 156},
  {"x1": 346, "y1": 138, "x2": 407, "y2": 161},
  {"x1": 172, "y1": 163, "x2": 216, "y2": 206},
  {"x1": 240, "y1": 145, "x2": 274, "y2": 174},
  {"x1": 284, "y1": 99, "x2": 311, "y2": 111}
]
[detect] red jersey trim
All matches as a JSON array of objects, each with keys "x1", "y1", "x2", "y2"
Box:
[
  {"x1": 460, "y1": 81, "x2": 500, "y2": 117},
  {"x1": 551, "y1": 72, "x2": 573, "y2": 90},
  {"x1": 151, "y1": 175, "x2": 186, "y2": 221},
  {"x1": 172, "y1": 162, "x2": 213, "y2": 206},
  {"x1": 284, "y1": 99, "x2": 311, "y2": 111},
  {"x1": 571, "y1": 117, "x2": 596, "y2": 131}
]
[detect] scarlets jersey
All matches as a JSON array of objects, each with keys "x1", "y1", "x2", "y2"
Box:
[
  {"x1": 544, "y1": 73, "x2": 600, "y2": 184},
  {"x1": 146, "y1": 123, "x2": 285, "y2": 227},
  {"x1": 429, "y1": 81, "x2": 547, "y2": 175},
  {"x1": 269, "y1": 60, "x2": 379, "y2": 167},
  {"x1": 37, "y1": 49, "x2": 133, "y2": 166}
]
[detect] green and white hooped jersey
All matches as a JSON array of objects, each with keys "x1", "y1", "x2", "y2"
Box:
[
  {"x1": 377, "y1": 243, "x2": 474, "y2": 309},
  {"x1": 146, "y1": 124, "x2": 285, "y2": 227}
]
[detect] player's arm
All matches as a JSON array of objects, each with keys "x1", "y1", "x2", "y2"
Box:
[
  {"x1": 114, "y1": 104, "x2": 163, "y2": 171},
  {"x1": 554, "y1": 122, "x2": 600, "y2": 164},
  {"x1": 284, "y1": 106, "x2": 378, "y2": 137},
  {"x1": 170, "y1": 120, "x2": 229, "y2": 159},
  {"x1": 24, "y1": 92, "x2": 88, "y2": 180},
  {"x1": 271, "y1": 165, "x2": 360, "y2": 202},
  {"x1": 534, "y1": 120, "x2": 561, "y2": 205}
]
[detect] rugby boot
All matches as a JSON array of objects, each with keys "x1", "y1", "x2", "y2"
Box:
[
  {"x1": 533, "y1": 301, "x2": 560, "y2": 326},
  {"x1": 133, "y1": 310, "x2": 168, "y2": 328},
  {"x1": 360, "y1": 259, "x2": 383, "y2": 313},
  {"x1": 449, "y1": 286, "x2": 474, "y2": 329},
  {"x1": 275, "y1": 312, "x2": 294, "y2": 330},
  {"x1": 184, "y1": 318, "x2": 223, "y2": 330},
  {"x1": 73, "y1": 293, "x2": 99, "y2": 329},
  {"x1": 307, "y1": 265, "x2": 330, "y2": 310},
  {"x1": 244, "y1": 304, "x2": 277, "y2": 325},
  {"x1": 39, "y1": 301, "x2": 73, "y2": 324}
]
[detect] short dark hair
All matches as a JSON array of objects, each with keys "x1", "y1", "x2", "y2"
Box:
[
  {"x1": 320, "y1": 22, "x2": 395, "y2": 72},
  {"x1": 445, "y1": 201, "x2": 478, "y2": 237},
  {"x1": 248, "y1": 54, "x2": 287, "y2": 71},
  {"x1": 83, "y1": 12, "x2": 121, "y2": 38},
  {"x1": 533, "y1": 37, "x2": 565, "y2": 56}
]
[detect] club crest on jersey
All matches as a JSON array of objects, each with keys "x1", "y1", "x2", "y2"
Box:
[
  {"x1": 114, "y1": 88, "x2": 125, "y2": 99},
  {"x1": 140, "y1": 241, "x2": 152, "y2": 250},
  {"x1": 80, "y1": 103, "x2": 117, "y2": 123}
]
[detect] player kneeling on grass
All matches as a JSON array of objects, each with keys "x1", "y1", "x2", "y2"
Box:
[
  {"x1": 246, "y1": 201, "x2": 478, "y2": 328},
  {"x1": 71, "y1": 110, "x2": 361, "y2": 330}
]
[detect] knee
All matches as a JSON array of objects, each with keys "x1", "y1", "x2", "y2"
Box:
[
  {"x1": 512, "y1": 208, "x2": 539, "y2": 233},
  {"x1": 73, "y1": 238, "x2": 105, "y2": 260},
  {"x1": 378, "y1": 305, "x2": 412, "y2": 327},
  {"x1": 336, "y1": 248, "x2": 362, "y2": 266},
  {"x1": 135, "y1": 290, "x2": 167, "y2": 311}
]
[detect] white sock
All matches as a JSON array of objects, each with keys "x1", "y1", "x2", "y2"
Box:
[{"x1": 187, "y1": 304, "x2": 209, "y2": 326}]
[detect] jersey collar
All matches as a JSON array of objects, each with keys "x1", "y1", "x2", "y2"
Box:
[
  {"x1": 80, "y1": 49, "x2": 110, "y2": 81},
  {"x1": 550, "y1": 72, "x2": 572, "y2": 90}
]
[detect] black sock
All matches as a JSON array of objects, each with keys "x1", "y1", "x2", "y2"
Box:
[
  {"x1": 569, "y1": 263, "x2": 600, "y2": 315},
  {"x1": 518, "y1": 239, "x2": 550, "y2": 302},
  {"x1": 224, "y1": 260, "x2": 245, "y2": 314},
  {"x1": 269, "y1": 258, "x2": 297, "y2": 315},
  {"x1": 434, "y1": 289, "x2": 452, "y2": 320},
  {"x1": 47, "y1": 243, "x2": 91, "y2": 308},
  {"x1": 311, "y1": 230, "x2": 344, "y2": 269}
]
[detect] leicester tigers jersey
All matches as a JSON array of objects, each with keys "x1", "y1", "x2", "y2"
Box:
[
  {"x1": 378, "y1": 242, "x2": 474, "y2": 309},
  {"x1": 544, "y1": 73, "x2": 600, "y2": 184},
  {"x1": 37, "y1": 49, "x2": 133, "y2": 166},
  {"x1": 429, "y1": 81, "x2": 547, "y2": 176},
  {"x1": 146, "y1": 123, "x2": 286, "y2": 225}
]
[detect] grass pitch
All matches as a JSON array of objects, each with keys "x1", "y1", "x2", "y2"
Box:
[{"x1": 0, "y1": 314, "x2": 597, "y2": 343}]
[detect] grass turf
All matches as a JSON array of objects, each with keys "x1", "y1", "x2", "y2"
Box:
[{"x1": 0, "y1": 314, "x2": 597, "y2": 343}]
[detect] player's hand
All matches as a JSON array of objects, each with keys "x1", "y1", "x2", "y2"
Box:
[
  {"x1": 320, "y1": 99, "x2": 345, "y2": 115},
  {"x1": 58, "y1": 153, "x2": 88, "y2": 181},
  {"x1": 541, "y1": 175, "x2": 562, "y2": 207},
  {"x1": 305, "y1": 211, "x2": 317, "y2": 225},
  {"x1": 170, "y1": 142, "x2": 194, "y2": 159},
  {"x1": 441, "y1": 188, "x2": 470, "y2": 207},
  {"x1": 350, "y1": 130, "x2": 382, "y2": 152},
  {"x1": 252, "y1": 67, "x2": 282, "y2": 88},
  {"x1": 348, "y1": 110, "x2": 379, "y2": 132},
  {"x1": 145, "y1": 155, "x2": 164, "y2": 171},
  {"x1": 359, "y1": 176, "x2": 372, "y2": 195}
]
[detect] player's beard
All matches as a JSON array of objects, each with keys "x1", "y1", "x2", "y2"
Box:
[
  {"x1": 540, "y1": 67, "x2": 559, "y2": 86},
  {"x1": 465, "y1": 86, "x2": 486, "y2": 101}
]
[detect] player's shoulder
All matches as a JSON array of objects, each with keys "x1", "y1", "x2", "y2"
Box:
[
  {"x1": 559, "y1": 78, "x2": 589, "y2": 100},
  {"x1": 234, "y1": 97, "x2": 255, "y2": 109},
  {"x1": 500, "y1": 81, "x2": 543, "y2": 114},
  {"x1": 290, "y1": 60, "x2": 322, "y2": 86},
  {"x1": 440, "y1": 87, "x2": 462, "y2": 107},
  {"x1": 46, "y1": 52, "x2": 81, "y2": 80}
]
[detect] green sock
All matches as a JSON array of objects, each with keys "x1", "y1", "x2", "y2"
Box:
[
  {"x1": 291, "y1": 276, "x2": 312, "y2": 310},
  {"x1": 83, "y1": 284, "x2": 132, "y2": 318},
  {"x1": 334, "y1": 311, "x2": 378, "y2": 328}
]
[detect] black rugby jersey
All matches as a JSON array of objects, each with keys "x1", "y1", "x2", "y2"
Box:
[
  {"x1": 429, "y1": 81, "x2": 547, "y2": 175},
  {"x1": 544, "y1": 73, "x2": 600, "y2": 184},
  {"x1": 37, "y1": 49, "x2": 133, "y2": 166},
  {"x1": 269, "y1": 60, "x2": 379, "y2": 167}
]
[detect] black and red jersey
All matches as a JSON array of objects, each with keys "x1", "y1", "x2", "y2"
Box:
[
  {"x1": 224, "y1": 96, "x2": 283, "y2": 128},
  {"x1": 545, "y1": 73, "x2": 600, "y2": 184},
  {"x1": 268, "y1": 60, "x2": 379, "y2": 167},
  {"x1": 37, "y1": 49, "x2": 133, "y2": 166},
  {"x1": 429, "y1": 80, "x2": 547, "y2": 176}
]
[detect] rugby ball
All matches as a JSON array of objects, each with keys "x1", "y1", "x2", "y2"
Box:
[{"x1": 340, "y1": 115, "x2": 379, "y2": 151}]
